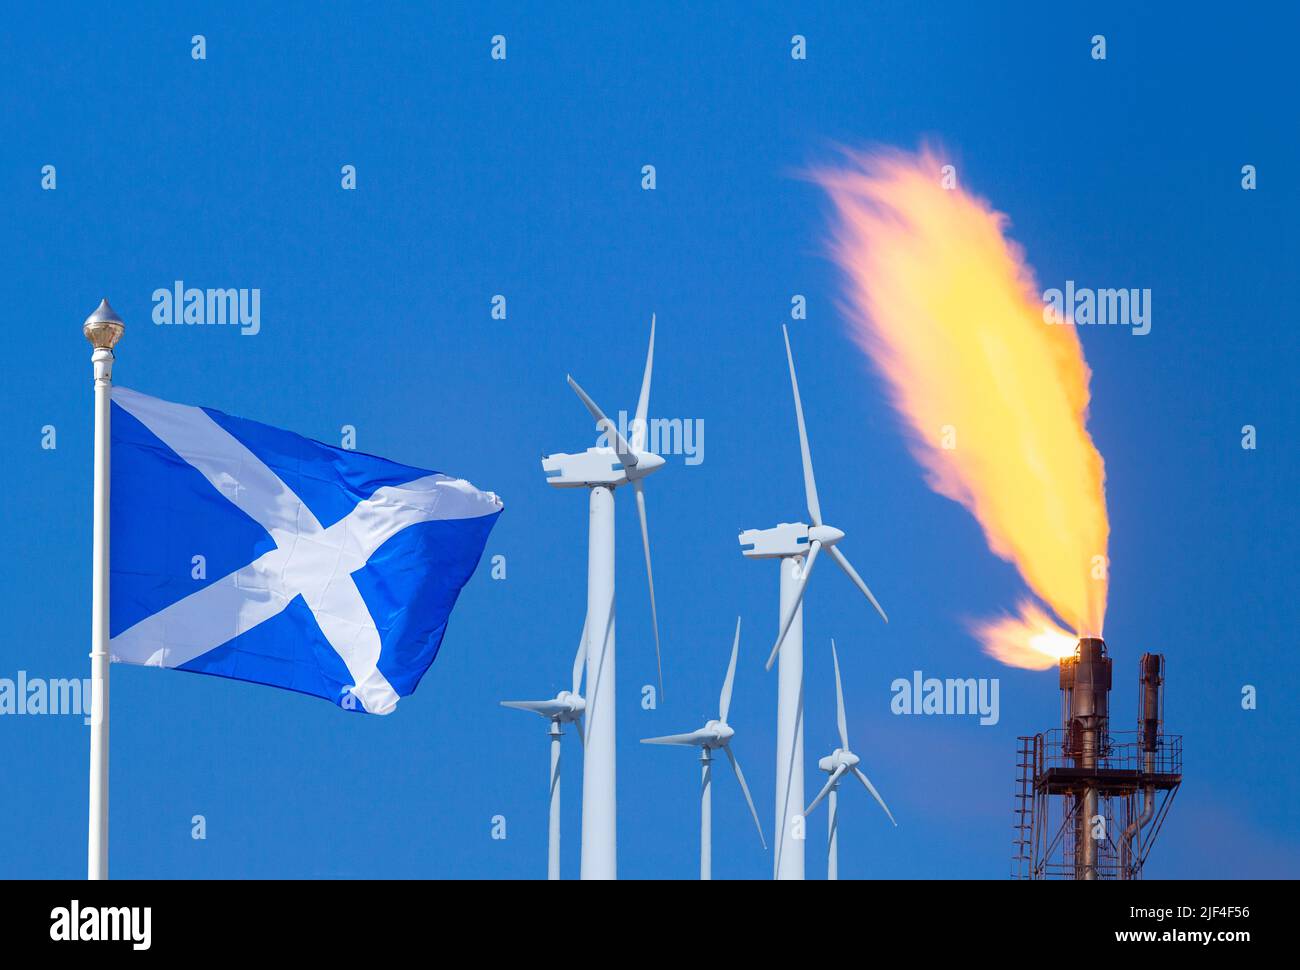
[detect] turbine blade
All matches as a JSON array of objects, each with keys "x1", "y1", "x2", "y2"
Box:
[
  {"x1": 782, "y1": 324, "x2": 822, "y2": 527},
  {"x1": 572, "y1": 614, "x2": 588, "y2": 698},
  {"x1": 764, "y1": 540, "x2": 821, "y2": 671},
  {"x1": 723, "y1": 745, "x2": 766, "y2": 849},
  {"x1": 633, "y1": 314, "x2": 655, "y2": 452},
  {"x1": 804, "y1": 765, "x2": 847, "y2": 817},
  {"x1": 853, "y1": 766, "x2": 898, "y2": 826},
  {"x1": 633, "y1": 480, "x2": 664, "y2": 701},
  {"x1": 567, "y1": 375, "x2": 638, "y2": 468},
  {"x1": 719, "y1": 616, "x2": 741, "y2": 722},
  {"x1": 641, "y1": 732, "x2": 702, "y2": 746},
  {"x1": 827, "y1": 544, "x2": 888, "y2": 623},
  {"x1": 832, "y1": 639, "x2": 849, "y2": 750},
  {"x1": 572, "y1": 714, "x2": 585, "y2": 747},
  {"x1": 500, "y1": 700, "x2": 558, "y2": 718}
]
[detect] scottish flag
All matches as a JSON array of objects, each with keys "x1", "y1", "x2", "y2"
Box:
[{"x1": 108, "y1": 387, "x2": 502, "y2": 714}]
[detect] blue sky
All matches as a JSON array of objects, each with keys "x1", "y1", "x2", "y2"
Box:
[{"x1": 1, "y1": 2, "x2": 1296, "y2": 879}]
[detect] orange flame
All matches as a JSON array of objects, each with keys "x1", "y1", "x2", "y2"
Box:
[
  {"x1": 814, "y1": 147, "x2": 1108, "y2": 668},
  {"x1": 971, "y1": 600, "x2": 1079, "y2": 670}
]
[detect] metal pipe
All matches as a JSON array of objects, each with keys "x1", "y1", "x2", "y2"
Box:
[
  {"x1": 1121, "y1": 654, "x2": 1163, "y2": 877},
  {"x1": 1121, "y1": 786, "x2": 1156, "y2": 878},
  {"x1": 1080, "y1": 767, "x2": 1099, "y2": 879}
]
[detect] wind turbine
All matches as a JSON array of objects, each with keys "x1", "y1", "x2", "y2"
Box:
[
  {"x1": 803, "y1": 639, "x2": 897, "y2": 879},
  {"x1": 738, "y1": 324, "x2": 888, "y2": 879},
  {"x1": 542, "y1": 315, "x2": 665, "y2": 879},
  {"x1": 641, "y1": 617, "x2": 766, "y2": 879},
  {"x1": 500, "y1": 622, "x2": 587, "y2": 880}
]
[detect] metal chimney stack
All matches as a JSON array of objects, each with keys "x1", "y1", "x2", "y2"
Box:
[
  {"x1": 1060, "y1": 637, "x2": 1112, "y2": 879},
  {"x1": 1139, "y1": 653, "x2": 1163, "y2": 759},
  {"x1": 1013, "y1": 640, "x2": 1182, "y2": 880}
]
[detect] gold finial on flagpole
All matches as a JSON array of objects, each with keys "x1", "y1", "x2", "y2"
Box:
[{"x1": 83, "y1": 298, "x2": 125, "y2": 349}]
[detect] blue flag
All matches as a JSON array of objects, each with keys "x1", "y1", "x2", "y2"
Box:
[{"x1": 108, "y1": 387, "x2": 503, "y2": 714}]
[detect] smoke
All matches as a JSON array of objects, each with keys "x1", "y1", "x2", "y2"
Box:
[{"x1": 813, "y1": 147, "x2": 1109, "y2": 668}]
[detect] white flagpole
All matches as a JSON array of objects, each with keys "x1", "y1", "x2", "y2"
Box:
[{"x1": 84, "y1": 298, "x2": 124, "y2": 880}]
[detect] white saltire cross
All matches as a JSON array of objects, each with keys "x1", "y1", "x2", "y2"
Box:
[{"x1": 110, "y1": 388, "x2": 494, "y2": 714}]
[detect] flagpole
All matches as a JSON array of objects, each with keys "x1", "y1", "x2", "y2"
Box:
[{"x1": 84, "y1": 298, "x2": 123, "y2": 880}]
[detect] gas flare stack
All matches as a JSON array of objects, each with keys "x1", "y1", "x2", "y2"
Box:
[{"x1": 1013, "y1": 639, "x2": 1182, "y2": 880}]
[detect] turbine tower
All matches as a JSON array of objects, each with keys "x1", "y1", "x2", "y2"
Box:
[
  {"x1": 542, "y1": 316, "x2": 665, "y2": 879},
  {"x1": 803, "y1": 639, "x2": 897, "y2": 879},
  {"x1": 739, "y1": 325, "x2": 888, "y2": 879},
  {"x1": 641, "y1": 617, "x2": 766, "y2": 879},
  {"x1": 500, "y1": 622, "x2": 587, "y2": 880}
]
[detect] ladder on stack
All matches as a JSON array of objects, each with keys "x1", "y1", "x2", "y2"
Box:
[{"x1": 1011, "y1": 735, "x2": 1038, "y2": 879}]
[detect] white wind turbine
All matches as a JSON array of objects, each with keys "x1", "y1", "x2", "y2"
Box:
[
  {"x1": 803, "y1": 639, "x2": 897, "y2": 879},
  {"x1": 739, "y1": 324, "x2": 888, "y2": 879},
  {"x1": 641, "y1": 617, "x2": 766, "y2": 880},
  {"x1": 500, "y1": 622, "x2": 587, "y2": 880},
  {"x1": 542, "y1": 315, "x2": 665, "y2": 879}
]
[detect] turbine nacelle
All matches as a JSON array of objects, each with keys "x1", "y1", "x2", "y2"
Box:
[
  {"x1": 738, "y1": 525, "x2": 845, "y2": 565},
  {"x1": 542, "y1": 447, "x2": 628, "y2": 488},
  {"x1": 739, "y1": 521, "x2": 810, "y2": 559},
  {"x1": 699, "y1": 719, "x2": 735, "y2": 748},
  {"x1": 554, "y1": 690, "x2": 586, "y2": 717},
  {"x1": 541, "y1": 445, "x2": 666, "y2": 489},
  {"x1": 817, "y1": 748, "x2": 860, "y2": 774}
]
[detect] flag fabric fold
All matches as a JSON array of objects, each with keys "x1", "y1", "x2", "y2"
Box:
[{"x1": 108, "y1": 386, "x2": 502, "y2": 714}]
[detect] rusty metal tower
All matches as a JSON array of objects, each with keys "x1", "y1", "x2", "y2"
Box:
[{"x1": 1013, "y1": 639, "x2": 1182, "y2": 879}]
